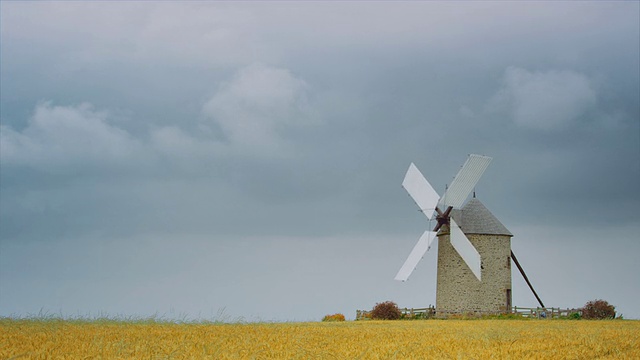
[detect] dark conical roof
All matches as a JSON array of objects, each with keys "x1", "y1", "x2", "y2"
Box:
[{"x1": 450, "y1": 198, "x2": 512, "y2": 236}]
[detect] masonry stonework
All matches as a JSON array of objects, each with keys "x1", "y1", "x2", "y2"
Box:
[{"x1": 436, "y1": 231, "x2": 512, "y2": 314}]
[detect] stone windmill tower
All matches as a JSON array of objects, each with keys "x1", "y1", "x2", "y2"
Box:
[
  {"x1": 436, "y1": 197, "x2": 513, "y2": 313},
  {"x1": 395, "y1": 154, "x2": 524, "y2": 315}
]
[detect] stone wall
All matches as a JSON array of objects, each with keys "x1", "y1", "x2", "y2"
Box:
[{"x1": 436, "y1": 232, "x2": 512, "y2": 314}]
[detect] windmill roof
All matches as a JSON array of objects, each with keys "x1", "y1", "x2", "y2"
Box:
[{"x1": 450, "y1": 198, "x2": 513, "y2": 236}]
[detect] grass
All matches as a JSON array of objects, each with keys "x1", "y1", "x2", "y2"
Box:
[{"x1": 2, "y1": 317, "x2": 639, "y2": 359}]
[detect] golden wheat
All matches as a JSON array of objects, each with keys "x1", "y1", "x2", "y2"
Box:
[{"x1": 2, "y1": 318, "x2": 639, "y2": 359}]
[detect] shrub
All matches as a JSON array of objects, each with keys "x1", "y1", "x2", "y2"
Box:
[
  {"x1": 582, "y1": 299, "x2": 616, "y2": 320},
  {"x1": 322, "y1": 313, "x2": 345, "y2": 322},
  {"x1": 401, "y1": 312, "x2": 426, "y2": 320},
  {"x1": 371, "y1": 301, "x2": 401, "y2": 320},
  {"x1": 568, "y1": 312, "x2": 582, "y2": 320}
]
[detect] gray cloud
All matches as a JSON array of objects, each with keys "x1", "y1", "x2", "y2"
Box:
[
  {"x1": 490, "y1": 67, "x2": 597, "y2": 130},
  {"x1": 2, "y1": 2, "x2": 266, "y2": 69}
]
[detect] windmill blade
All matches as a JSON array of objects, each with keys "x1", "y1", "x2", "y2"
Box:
[
  {"x1": 402, "y1": 163, "x2": 440, "y2": 220},
  {"x1": 394, "y1": 231, "x2": 437, "y2": 282},
  {"x1": 449, "y1": 218, "x2": 482, "y2": 281},
  {"x1": 439, "y1": 154, "x2": 492, "y2": 209}
]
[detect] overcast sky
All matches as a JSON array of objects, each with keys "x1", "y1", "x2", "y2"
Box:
[{"x1": 1, "y1": 1, "x2": 639, "y2": 321}]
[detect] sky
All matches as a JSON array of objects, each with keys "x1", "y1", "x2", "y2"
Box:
[{"x1": 1, "y1": 1, "x2": 639, "y2": 321}]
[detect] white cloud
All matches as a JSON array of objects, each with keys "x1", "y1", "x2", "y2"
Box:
[
  {"x1": 491, "y1": 67, "x2": 597, "y2": 130},
  {"x1": 202, "y1": 63, "x2": 313, "y2": 156},
  {"x1": 0, "y1": 102, "x2": 141, "y2": 169},
  {"x1": 1, "y1": 63, "x2": 316, "y2": 173}
]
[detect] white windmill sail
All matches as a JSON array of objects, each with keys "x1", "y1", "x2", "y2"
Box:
[
  {"x1": 449, "y1": 218, "x2": 482, "y2": 281},
  {"x1": 439, "y1": 154, "x2": 492, "y2": 209},
  {"x1": 402, "y1": 163, "x2": 440, "y2": 220},
  {"x1": 394, "y1": 231, "x2": 437, "y2": 282}
]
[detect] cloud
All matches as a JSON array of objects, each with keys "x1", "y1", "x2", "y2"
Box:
[
  {"x1": 490, "y1": 67, "x2": 597, "y2": 130},
  {"x1": 1, "y1": 63, "x2": 316, "y2": 177},
  {"x1": 1, "y1": 2, "x2": 266, "y2": 69},
  {"x1": 150, "y1": 125, "x2": 225, "y2": 160},
  {"x1": 0, "y1": 102, "x2": 142, "y2": 170},
  {"x1": 202, "y1": 63, "x2": 314, "y2": 156}
]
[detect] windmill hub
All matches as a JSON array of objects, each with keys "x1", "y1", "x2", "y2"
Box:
[{"x1": 434, "y1": 206, "x2": 453, "y2": 231}]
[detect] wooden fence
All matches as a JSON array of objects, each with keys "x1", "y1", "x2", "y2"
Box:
[
  {"x1": 356, "y1": 307, "x2": 435, "y2": 320},
  {"x1": 512, "y1": 306, "x2": 582, "y2": 319},
  {"x1": 356, "y1": 306, "x2": 581, "y2": 320}
]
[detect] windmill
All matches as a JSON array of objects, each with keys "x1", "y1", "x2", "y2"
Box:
[{"x1": 395, "y1": 154, "x2": 544, "y2": 314}]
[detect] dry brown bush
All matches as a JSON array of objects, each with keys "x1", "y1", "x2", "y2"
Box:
[
  {"x1": 371, "y1": 301, "x2": 401, "y2": 320},
  {"x1": 582, "y1": 299, "x2": 616, "y2": 319}
]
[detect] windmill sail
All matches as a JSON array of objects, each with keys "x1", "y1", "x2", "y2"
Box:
[
  {"x1": 394, "y1": 231, "x2": 437, "y2": 282},
  {"x1": 402, "y1": 163, "x2": 440, "y2": 220},
  {"x1": 439, "y1": 154, "x2": 492, "y2": 209},
  {"x1": 449, "y1": 218, "x2": 482, "y2": 281}
]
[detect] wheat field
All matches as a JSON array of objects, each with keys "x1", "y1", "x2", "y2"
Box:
[{"x1": 2, "y1": 318, "x2": 639, "y2": 359}]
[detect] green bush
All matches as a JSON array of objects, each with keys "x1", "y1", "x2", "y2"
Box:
[
  {"x1": 371, "y1": 301, "x2": 401, "y2": 320},
  {"x1": 582, "y1": 299, "x2": 616, "y2": 320},
  {"x1": 568, "y1": 312, "x2": 582, "y2": 320},
  {"x1": 322, "y1": 313, "x2": 345, "y2": 322},
  {"x1": 401, "y1": 312, "x2": 426, "y2": 320}
]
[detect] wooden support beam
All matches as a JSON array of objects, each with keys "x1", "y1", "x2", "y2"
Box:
[{"x1": 511, "y1": 250, "x2": 545, "y2": 308}]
